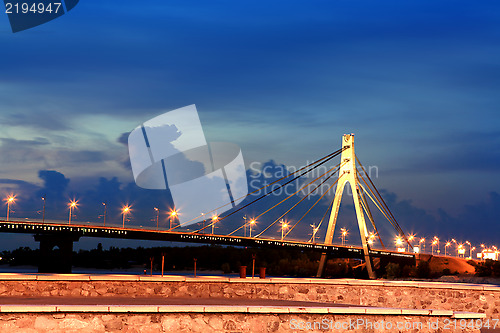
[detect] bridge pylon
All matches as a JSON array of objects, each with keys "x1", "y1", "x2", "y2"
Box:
[{"x1": 316, "y1": 134, "x2": 376, "y2": 279}]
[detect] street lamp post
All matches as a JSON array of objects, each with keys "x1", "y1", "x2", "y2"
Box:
[
  {"x1": 154, "y1": 207, "x2": 159, "y2": 230},
  {"x1": 243, "y1": 215, "x2": 247, "y2": 237},
  {"x1": 5, "y1": 195, "x2": 15, "y2": 221},
  {"x1": 41, "y1": 196, "x2": 46, "y2": 224},
  {"x1": 395, "y1": 235, "x2": 404, "y2": 252},
  {"x1": 310, "y1": 224, "x2": 319, "y2": 243},
  {"x1": 433, "y1": 236, "x2": 440, "y2": 255},
  {"x1": 445, "y1": 242, "x2": 451, "y2": 256},
  {"x1": 465, "y1": 241, "x2": 471, "y2": 259},
  {"x1": 102, "y1": 202, "x2": 106, "y2": 226},
  {"x1": 169, "y1": 209, "x2": 178, "y2": 230},
  {"x1": 407, "y1": 234, "x2": 415, "y2": 252},
  {"x1": 367, "y1": 232, "x2": 376, "y2": 246},
  {"x1": 122, "y1": 205, "x2": 130, "y2": 228},
  {"x1": 249, "y1": 219, "x2": 256, "y2": 238},
  {"x1": 280, "y1": 220, "x2": 288, "y2": 241},
  {"x1": 420, "y1": 238, "x2": 426, "y2": 253},
  {"x1": 431, "y1": 239, "x2": 437, "y2": 255},
  {"x1": 68, "y1": 200, "x2": 77, "y2": 225},
  {"x1": 340, "y1": 228, "x2": 348, "y2": 246},
  {"x1": 211, "y1": 215, "x2": 219, "y2": 234}
]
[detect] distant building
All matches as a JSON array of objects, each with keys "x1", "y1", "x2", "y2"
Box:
[{"x1": 477, "y1": 249, "x2": 499, "y2": 261}]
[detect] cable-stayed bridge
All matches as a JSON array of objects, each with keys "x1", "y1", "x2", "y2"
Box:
[{"x1": 0, "y1": 134, "x2": 415, "y2": 277}]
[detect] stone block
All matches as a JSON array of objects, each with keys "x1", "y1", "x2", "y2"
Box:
[
  {"x1": 55, "y1": 305, "x2": 110, "y2": 312},
  {"x1": 247, "y1": 306, "x2": 290, "y2": 313},
  {"x1": 0, "y1": 305, "x2": 56, "y2": 312},
  {"x1": 158, "y1": 305, "x2": 205, "y2": 313},
  {"x1": 203, "y1": 306, "x2": 248, "y2": 313},
  {"x1": 365, "y1": 307, "x2": 402, "y2": 315},
  {"x1": 108, "y1": 306, "x2": 159, "y2": 313}
]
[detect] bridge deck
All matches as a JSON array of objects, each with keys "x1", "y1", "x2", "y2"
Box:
[{"x1": 0, "y1": 219, "x2": 414, "y2": 261}]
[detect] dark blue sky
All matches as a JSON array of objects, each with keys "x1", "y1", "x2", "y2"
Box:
[{"x1": 0, "y1": 0, "x2": 499, "y2": 250}]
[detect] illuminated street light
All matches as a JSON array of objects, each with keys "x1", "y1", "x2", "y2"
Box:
[
  {"x1": 465, "y1": 241, "x2": 471, "y2": 259},
  {"x1": 249, "y1": 219, "x2": 256, "y2": 238},
  {"x1": 451, "y1": 239, "x2": 458, "y2": 257},
  {"x1": 434, "y1": 236, "x2": 440, "y2": 255},
  {"x1": 4, "y1": 195, "x2": 16, "y2": 221},
  {"x1": 395, "y1": 235, "x2": 403, "y2": 250},
  {"x1": 211, "y1": 215, "x2": 219, "y2": 234},
  {"x1": 154, "y1": 207, "x2": 159, "y2": 230},
  {"x1": 407, "y1": 234, "x2": 415, "y2": 252},
  {"x1": 280, "y1": 220, "x2": 289, "y2": 241},
  {"x1": 243, "y1": 215, "x2": 248, "y2": 237},
  {"x1": 431, "y1": 239, "x2": 437, "y2": 255},
  {"x1": 420, "y1": 238, "x2": 426, "y2": 253},
  {"x1": 41, "y1": 196, "x2": 46, "y2": 224},
  {"x1": 122, "y1": 205, "x2": 131, "y2": 228},
  {"x1": 445, "y1": 241, "x2": 451, "y2": 256},
  {"x1": 310, "y1": 224, "x2": 319, "y2": 243},
  {"x1": 102, "y1": 202, "x2": 106, "y2": 226},
  {"x1": 169, "y1": 209, "x2": 178, "y2": 230},
  {"x1": 68, "y1": 200, "x2": 78, "y2": 225},
  {"x1": 457, "y1": 244, "x2": 465, "y2": 258},
  {"x1": 471, "y1": 246, "x2": 476, "y2": 259},
  {"x1": 340, "y1": 228, "x2": 348, "y2": 246},
  {"x1": 367, "y1": 232, "x2": 376, "y2": 246}
]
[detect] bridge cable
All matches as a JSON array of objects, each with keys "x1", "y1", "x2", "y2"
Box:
[
  {"x1": 357, "y1": 179, "x2": 401, "y2": 235},
  {"x1": 253, "y1": 163, "x2": 343, "y2": 238},
  {"x1": 355, "y1": 155, "x2": 411, "y2": 246},
  {"x1": 356, "y1": 181, "x2": 386, "y2": 249},
  {"x1": 284, "y1": 176, "x2": 341, "y2": 238},
  {"x1": 228, "y1": 162, "x2": 342, "y2": 237},
  {"x1": 171, "y1": 147, "x2": 346, "y2": 231},
  {"x1": 193, "y1": 147, "x2": 346, "y2": 234},
  {"x1": 307, "y1": 197, "x2": 334, "y2": 243}
]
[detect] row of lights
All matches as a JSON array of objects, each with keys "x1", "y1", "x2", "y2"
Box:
[
  {"x1": 4, "y1": 194, "x2": 264, "y2": 236},
  {"x1": 333, "y1": 227, "x2": 499, "y2": 260},
  {"x1": 2, "y1": 195, "x2": 179, "y2": 230},
  {"x1": 393, "y1": 234, "x2": 499, "y2": 260},
  {"x1": 3, "y1": 194, "x2": 278, "y2": 240},
  {"x1": 4, "y1": 194, "x2": 499, "y2": 253}
]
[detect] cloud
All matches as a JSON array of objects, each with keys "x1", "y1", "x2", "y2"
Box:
[
  {"x1": 0, "y1": 111, "x2": 72, "y2": 131},
  {"x1": 37, "y1": 170, "x2": 70, "y2": 200}
]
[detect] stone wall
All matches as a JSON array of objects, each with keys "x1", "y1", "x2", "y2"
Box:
[
  {"x1": 0, "y1": 275, "x2": 498, "y2": 319},
  {"x1": 0, "y1": 313, "x2": 482, "y2": 333}
]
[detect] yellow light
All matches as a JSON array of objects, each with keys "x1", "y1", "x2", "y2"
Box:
[
  {"x1": 408, "y1": 234, "x2": 415, "y2": 242},
  {"x1": 446, "y1": 242, "x2": 451, "y2": 247},
  {"x1": 69, "y1": 200, "x2": 78, "y2": 208},
  {"x1": 395, "y1": 236, "x2": 403, "y2": 246},
  {"x1": 212, "y1": 215, "x2": 219, "y2": 222},
  {"x1": 170, "y1": 209, "x2": 178, "y2": 217},
  {"x1": 250, "y1": 219, "x2": 256, "y2": 225},
  {"x1": 7, "y1": 196, "x2": 15, "y2": 203},
  {"x1": 420, "y1": 238, "x2": 425, "y2": 243},
  {"x1": 122, "y1": 205, "x2": 130, "y2": 213}
]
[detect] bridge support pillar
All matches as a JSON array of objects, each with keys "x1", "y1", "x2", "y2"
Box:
[
  {"x1": 34, "y1": 234, "x2": 80, "y2": 273},
  {"x1": 317, "y1": 134, "x2": 376, "y2": 279}
]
